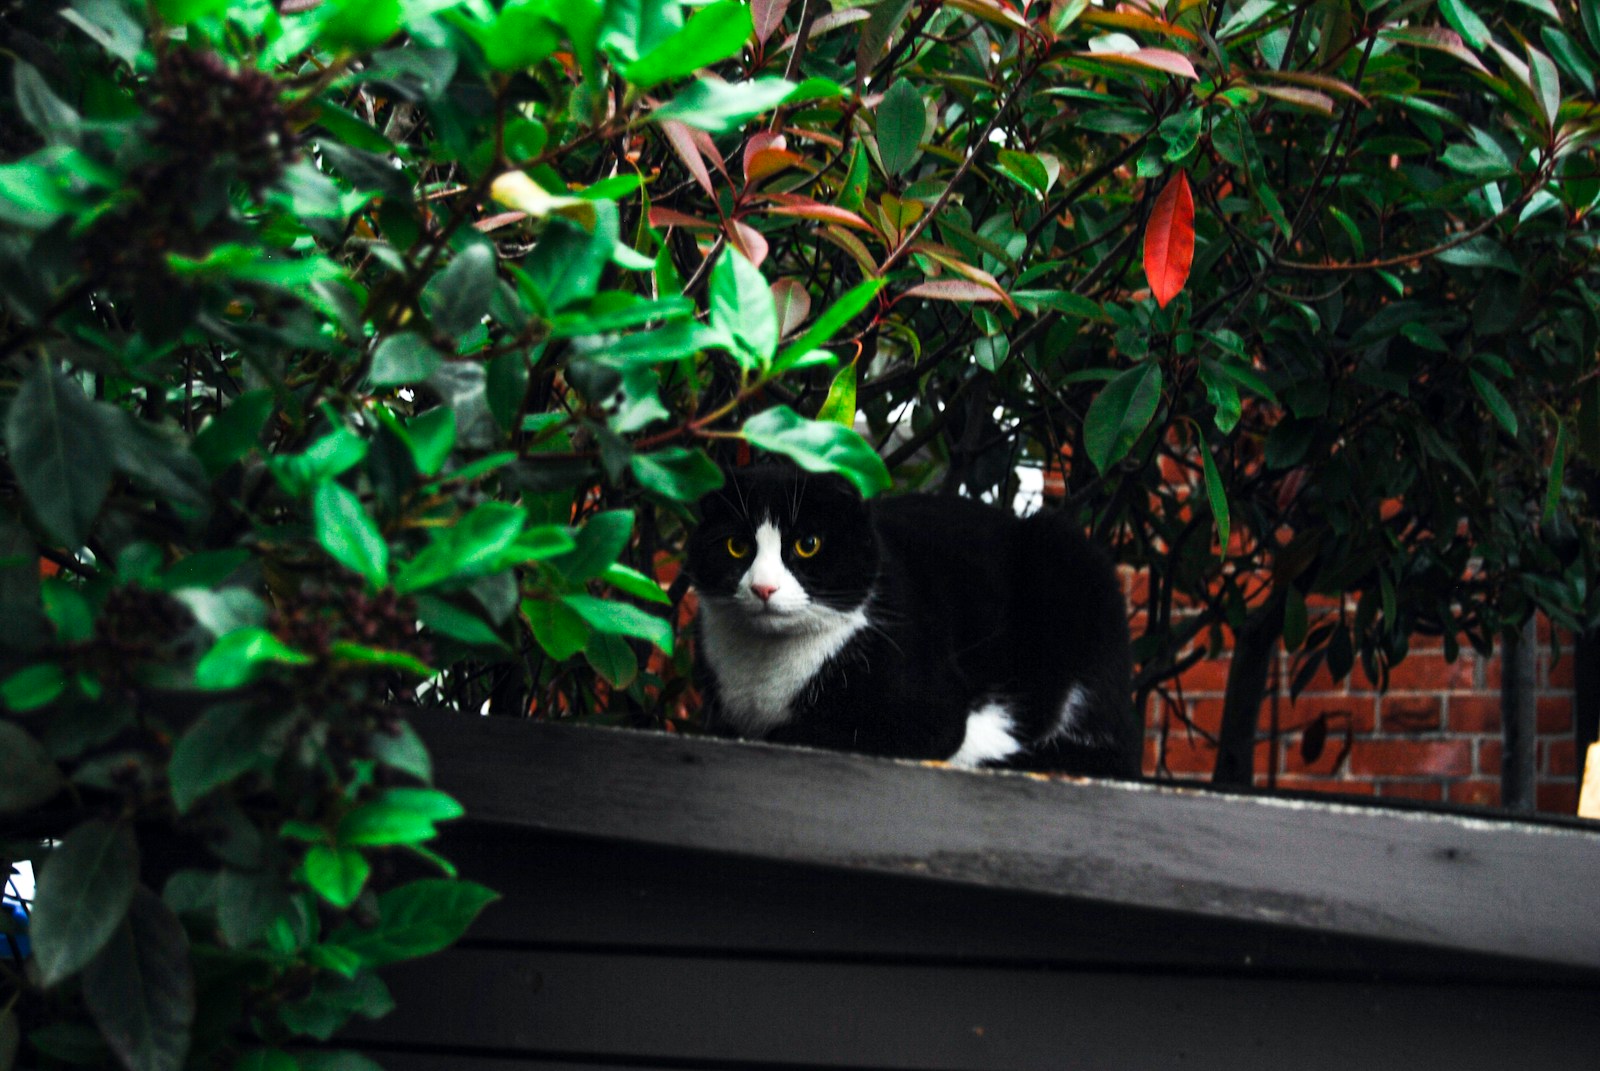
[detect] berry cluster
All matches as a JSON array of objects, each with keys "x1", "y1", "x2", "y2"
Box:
[{"x1": 149, "y1": 48, "x2": 298, "y2": 194}]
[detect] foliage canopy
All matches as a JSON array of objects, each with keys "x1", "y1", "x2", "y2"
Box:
[{"x1": 3, "y1": 0, "x2": 1600, "y2": 1067}]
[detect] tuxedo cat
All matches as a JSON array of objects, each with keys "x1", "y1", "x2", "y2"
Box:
[{"x1": 685, "y1": 463, "x2": 1138, "y2": 776}]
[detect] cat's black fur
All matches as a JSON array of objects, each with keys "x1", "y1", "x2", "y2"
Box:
[{"x1": 685, "y1": 463, "x2": 1138, "y2": 776}]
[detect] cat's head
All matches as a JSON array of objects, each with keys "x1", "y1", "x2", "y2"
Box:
[{"x1": 686, "y1": 463, "x2": 878, "y2": 634}]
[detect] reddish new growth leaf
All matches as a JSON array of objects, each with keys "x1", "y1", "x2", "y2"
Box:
[{"x1": 1144, "y1": 169, "x2": 1194, "y2": 309}]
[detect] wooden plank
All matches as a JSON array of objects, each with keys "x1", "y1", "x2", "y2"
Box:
[
  {"x1": 441, "y1": 825, "x2": 1588, "y2": 981},
  {"x1": 413, "y1": 714, "x2": 1600, "y2": 969},
  {"x1": 348, "y1": 947, "x2": 1597, "y2": 1070}
]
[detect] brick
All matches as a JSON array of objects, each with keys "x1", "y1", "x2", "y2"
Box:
[
  {"x1": 1285, "y1": 694, "x2": 1377, "y2": 734},
  {"x1": 1537, "y1": 697, "x2": 1573, "y2": 736},
  {"x1": 1381, "y1": 652, "x2": 1479, "y2": 693},
  {"x1": 1379, "y1": 781, "x2": 1445, "y2": 802},
  {"x1": 1546, "y1": 738, "x2": 1578, "y2": 778},
  {"x1": 1545, "y1": 653, "x2": 1577, "y2": 690},
  {"x1": 1176, "y1": 657, "x2": 1232, "y2": 695},
  {"x1": 1349, "y1": 739, "x2": 1472, "y2": 778},
  {"x1": 1478, "y1": 739, "x2": 1503, "y2": 777},
  {"x1": 1537, "y1": 782, "x2": 1580, "y2": 815},
  {"x1": 1448, "y1": 780, "x2": 1501, "y2": 807},
  {"x1": 1271, "y1": 775, "x2": 1378, "y2": 797},
  {"x1": 1448, "y1": 696, "x2": 1500, "y2": 734},
  {"x1": 1146, "y1": 733, "x2": 1223, "y2": 777},
  {"x1": 1379, "y1": 695, "x2": 1442, "y2": 734}
]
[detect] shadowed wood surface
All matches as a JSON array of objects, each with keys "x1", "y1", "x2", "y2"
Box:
[
  {"x1": 410, "y1": 713, "x2": 1600, "y2": 968},
  {"x1": 342, "y1": 714, "x2": 1600, "y2": 1068}
]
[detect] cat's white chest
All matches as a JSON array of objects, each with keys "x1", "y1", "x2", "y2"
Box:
[{"x1": 697, "y1": 601, "x2": 867, "y2": 735}]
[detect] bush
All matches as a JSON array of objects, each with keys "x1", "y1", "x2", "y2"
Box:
[{"x1": 3, "y1": 0, "x2": 1599, "y2": 1067}]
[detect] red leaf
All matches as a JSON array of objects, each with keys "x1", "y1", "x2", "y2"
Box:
[
  {"x1": 660, "y1": 120, "x2": 716, "y2": 198},
  {"x1": 648, "y1": 207, "x2": 717, "y2": 231},
  {"x1": 751, "y1": 0, "x2": 791, "y2": 43},
  {"x1": 757, "y1": 193, "x2": 874, "y2": 230},
  {"x1": 901, "y1": 280, "x2": 1011, "y2": 304},
  {"x1": 1077, "y1": 47, "x2": 1199, "y2": 80},
  {"x1": 1144, "y1": 170, "x2": 1194, "y2": 309},
  {"x1": 725, "y1": 218, "x2": 769, "y2": 267}
]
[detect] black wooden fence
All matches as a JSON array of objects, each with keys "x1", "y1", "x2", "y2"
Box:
[{"x1": 340, "y1": 714, "x2": 1600, "y2": 1070}]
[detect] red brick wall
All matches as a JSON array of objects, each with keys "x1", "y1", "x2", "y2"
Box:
[{"x1": 1142, "y1": 608, "x2": 1582, "y2": 815}]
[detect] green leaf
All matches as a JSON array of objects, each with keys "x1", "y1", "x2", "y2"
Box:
[
  {"x1": 546, "y1": 509, "x2": 632, "y2": 582},
  {"x1": 268, "y1": 427, "x2": 368, "y2": 496},
  {"x1": 600, "y1": 0, "x2": 685, "y2": 64},
  {"x1": 372, "y1": 719, "x2": 433, "y2": 782},
  {"x1": 1, "y1": 662, "x2": 66, "y2": 711},
  {"x1": 313, "y1": 482, "x2": 389, "y2": 589},
  {"x1": 417, "y1": 596, "x2": 508, "y2": 649},
  {"x1": 1544, "y1": 421, "x2": 1569, "y2": 525},
  {"x1": 395, "y1": 502, "x2": 528, "y2": 593},
  {"x1": 328, "y1": 642, "x2": 434, "y2": 676},
  {"x1": 169, "y1": 703, "x2": 290, "y2": 814},
  {"x1": 653, "y1": 76, "x2": 799, "y2": 133},
  {"x1": 741, "y1": 406, "x2": 891, "y2": 497},
  {"x1": 562, "y1": 594, "x2": 674, "y2": 654},
  {"x1": 369, "y1": 333, "x2": 444, "y2": 388},
  {"x1": 216, "y1": 868, "x2": 293, "y2": 949},
  {"x1": 602, "y1": 563, "x2": 671, "y2": 605},
  {"x1": 337, "y1": 802, "x2": 438, "y2": 847},
  {"x1": 876, "y1": 78, "x2": 925, "y2": 176},
  {"x1": 1200, "y1": 440, "x2": 1230, "y2": 553},
  {"x1": 194, "y1": 628, "x2": 314, "y2": 690},
  {"x1": 523, "y1": 597, "x2": 590, "y2": 660},
  {"x1": 709, "y1": 248, "x2": 779, "y2": 371},
  {"x1": 6, "y1": 359, "x2": 112, "y2": 547},
  {"x1": 1084, "y1": 363, "x2": 1163, "y2": 474},
  {"x1": 81, "y1": 888, "x2": 194, "y2": 1071},
  {"x1": 0, "y1": 720, "x2": 64, "y2": 812},
  {"x1": 585, "y1": 630, "x2": 638, "y2": 687},
  {"x1": 1469, "y1": 370, "x2": 1519, "y2": 437},
  {"x1": 233, "y1": 1050, "x2": 299, "y2": 1071},
  {"x1": 30, "y1": 819, "x2": 140, "y2": 986},
  {"x1": 623, "y1": 0, "x2": 753, "y2": 89},
  {"x1": 1439, "y1": 0, "x2": 1491, "y2": 50},
  {"x1": 304, "y1": 846, "x2": 371, "y2": 909},
  {"x1": 405, "y1": 407, "x2": 457, "y2": 476},
  {"x1": 193, "y1": 389, "x2": 275, "y2": 477},
  {"x1": 328, "y1": 879, "x2": 498, "y2": 967},
  {"x1": 816, "y1": 360, "x2": 858, "y2": 426},
  {"x1": 630, "y1": 446, "x2": 725, "y2": 501},
  {"x1": 422, "y1": 243, "x2": 497, "y2": 338},
  {"x1": 773, "y1": 278, "x2": 885, "y2": 373},
  {"x1": 838, "y1": 140, "x2": 869, "y2": 212}
]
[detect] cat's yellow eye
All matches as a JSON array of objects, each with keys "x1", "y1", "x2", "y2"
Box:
[
  {"x1": 794, "y1": 535, "x2": 823, "y2": 559},
  {"x1": 726, "y1": 536, "x2": 751, "y2": 559}
]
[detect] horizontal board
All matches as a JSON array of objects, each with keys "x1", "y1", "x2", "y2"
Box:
[
  {"x1": 413, "y1": 715, "x2": 1600, "y2": 969},
  {"x1": 442, "y1": 825, "x2": 1587, "y2": 982},
  {"x1": 349, "y1": 947, "x2": 1595, "y2": 1071}
]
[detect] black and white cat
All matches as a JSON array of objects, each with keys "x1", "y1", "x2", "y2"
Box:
[{"x1": 685, "y1": 463, "x2": 1139, "y2": 776}]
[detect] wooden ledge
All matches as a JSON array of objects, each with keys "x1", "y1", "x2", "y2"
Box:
[{"x1": 411, "y1": 712, "x2": 1600, "y2": 971}]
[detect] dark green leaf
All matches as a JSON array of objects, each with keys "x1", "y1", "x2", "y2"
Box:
[
  {"x1": 1, "y1": 662, "x2": 66, "y2": 711},
  {"x1": 584, "y1": 630, "x2": 638, "y2": 688},
  {"x1": 169, "y1": 703, "x2": 291, "y2": 814},
  {"x1": 1544, "y1": 421, "x2": 1568, "y2": 525},
  {"x1": 1084, "y1": 363, "x2": 1163, "y2": 474},
  {"x1": 876, "y1": 78, "x2": 925, "y2": 176},
  {"x1": 30, "y1": 819, "x2": 139, "y2": 986},
  {"x1": 422, "y1": 243, "x2": 497, "y2": 338},
  {"x1": 523, "y1": 597, "x2": 590, "y2": 660},
  {"x1": 370, "y1": 333, "x2": 444, "y2": 388},
  {"x1": 82, "y1": 888, "x2": 193, "y2": 1071},
  {"x1": 545, "y1": 509, "x2": 632, "y2": 582},
  {"x1": 192, "y1": 390, "x2": 274, "y2": 476},
  {"x1": 13, "y1": 62, "x2": 79, "y2": 144},
  {"x1": 417, "y1": 595, "x2": 509, "y2": 649},
  {"x1": 1468, "y1": 370, "x2": 1519, "y2": 437},
  {"x1": 1439, "y1": 0, "x2": 1490, "y2": 50},
  {"x1": 740, "y1": 405, "x2": 891, "y2": 496},
  {"x1": 372, "y1": 718, "x2": 433, "y2": 783},
  {"x1": 6, "y1": 359, "x2": 112, "y2": 547},
  {"x1": 328, "y1": 879, "x2": 498, "y2": 967},
  {"x1": 216, "y1": 868, "x2": 293, "y2": 949},
  {"x1": 0, "y1": 720, "x2": 64, "y2": 812},
  {"x1": 1200, "y1": 441, "x2": 1230, "y2": 552}
]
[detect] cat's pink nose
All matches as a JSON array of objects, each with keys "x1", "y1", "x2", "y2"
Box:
[{"x1": 751, "y1": 583, "x2": 778, "y2": 603}]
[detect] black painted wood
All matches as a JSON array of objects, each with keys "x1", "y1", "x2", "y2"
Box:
[
  {"x1": 411, "y1": 713, "x2": 1600, "y2": 969},
  {"x1": 348, "y1": 947, "x2": 1596, "y2": 1071}
]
